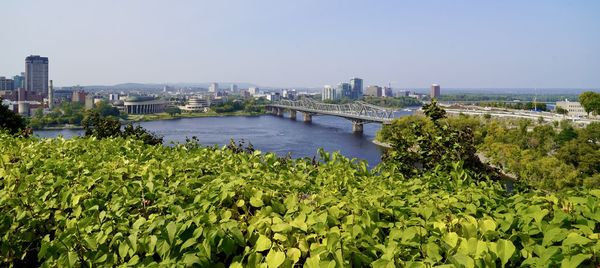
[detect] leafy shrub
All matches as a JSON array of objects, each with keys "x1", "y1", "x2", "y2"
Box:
[{"x1": 0, "y1": 134, "x2": 599, "y2": 266}]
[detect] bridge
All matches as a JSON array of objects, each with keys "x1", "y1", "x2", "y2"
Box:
[{"x1": 265, "y1": 99, "x2": 396, "y2": 133}]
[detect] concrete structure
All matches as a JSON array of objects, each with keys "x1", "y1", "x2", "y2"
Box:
[
  {"x1": 350, "y1": 77, "x2": 363, "y2": 99},
  {"x1": 209, "y1": 83, "x2": 219, "y2": 93},
  {"x1": 266, "y1": 93, "x2": 281, "y2": 102},
  {"x1": 124, "y1": 96, "x2": 168, "y2": 114},
  {"x1": 85, "y1": 95, "x2": 95, "y2": 110},
  {"x1": 395, "y1": 90, "x2": 410, "y2": 97},
  {"x1": 556, "y1": 100, "x2": 589, "y2": 118},
  {"x1": 266, "y1": 99, "x2": 394, "y2": 134},
  {"x1": 0, "y1": 77, "x2": 14, "y2": 91},
  {"x1": 25, "y1": 55, "x2": 49, "y2": 94},
  {"x1": 230, "y1": 84, "x2": 238, "y2": 93},
  {"x1": 322, "y1": 85, "x2": 337, "y2": 101},
  {"x1": 365, "y1": 85, "x2": 382, "y2": 97},
  {"x1": 109, "y1": 94, "x2": 120, "y2": 102},
  {"x1": 17, "y1": 102, "x2": 30, "y2": 116},
  {"x1": 180, "y1": 96, "x2": 209, "y2": 112},
  {"x1": 48, "y1": 80, "x2": 54, "y2": 109},
  {"x1": 430, "y1": 84, "x2": 441, "y2": 99}
]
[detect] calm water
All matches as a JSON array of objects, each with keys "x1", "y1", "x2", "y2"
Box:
[{"x1": 35, "y1": 110, "x2": 414, "y2": 166}]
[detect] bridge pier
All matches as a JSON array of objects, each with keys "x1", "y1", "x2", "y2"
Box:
[
  {"x1": 352, "y1": 120, "x2": 364, "y2": 134},
  {"x1": 276, "y1": 108, "x2": 284, "y2": 117},
  {"x1": 303, "y1": 112, "x2": 312, "y2": 122},
  {"x1": 290, "y1": 110, "x2": 297, "y2": 120}
]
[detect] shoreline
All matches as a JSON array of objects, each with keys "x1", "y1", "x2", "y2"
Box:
[
  {"x1": 33, "y1": 111, "x2": 267, "y2": 130},
  {"x1": 372, "y1": 139, "x2": 392, "y2": 148}
]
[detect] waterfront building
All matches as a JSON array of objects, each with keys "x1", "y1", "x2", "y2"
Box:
[
  {"x1": 209, "y1": 83, "x2": 219, "y2": 93},
  {"x1": 180, "y1": 96, "x2": 209, "y2": 112},
  {"x1": 0, "y1": 77, "x2": 14, "y2": 91},
  {"x1": 350, "y1": 77, "x2": 363, "y2": 99},
  {"x1": 124, "y1": 96, "x2": 168, "y2": 114},
  {"x1": 13, "y1": 73, "x2": 25, "y2": 89},
  {"x1": 430, "y1": 84, "x2": 441, "y2": 99},
  {"x1": 25, "y1": 55, "x2": 49, "y2": 94},
  {"x1": 555, "y1": 100, "x2": 593, "y2": 118},
  {"x1": 365, "y1": 85, "x2": 382, "y2": 97},
  {"x1": 322, "y1": 85, "x2": 337, "y2": 101}
]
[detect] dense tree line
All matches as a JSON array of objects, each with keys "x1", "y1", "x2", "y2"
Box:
[
  {"x1": 213, "y1": 98, "x2": 267, "y2": 114},
  {"x1": 28, "y1": 100, "x2": 121, "y2": 129}
]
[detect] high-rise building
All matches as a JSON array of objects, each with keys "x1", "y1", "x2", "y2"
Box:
[
  {"x1": 365, "y1": 85, "x2": 382, "y2": 97},
  {"x1": 383, "y1": 87, "x2": 393, "y2": 98},
  {"x1": 25, "y1": 55, "x2": 49, "y2": 94},
  {"x1": 337, "y1": 83, "x2": 352, "y2": 99},
  {"x1": 0, "y1": 77, "x2": 14, "y2": 91},
  {"x1": 322, "y1": 85, "x2": 337, "y2": 101},
  {"x1": 13, "y1": 73, "x2": 25, "y2": 89},
  {"x1": 208, "y1": 83, "x2": 219, "y2": 93},
  {"x1": 430, "y1": 84, "x2": 441, "y2": 99},
  {"x1": 350, "y1": 77, "x2": 363, "y2": 99},
  {"x1": 230, "y1": 84, "x2": 238, "y2": 93}
]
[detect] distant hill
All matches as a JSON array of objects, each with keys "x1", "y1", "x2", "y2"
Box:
[{"x1": 81, "y1": 82, "x2": 259, "y2": 91}]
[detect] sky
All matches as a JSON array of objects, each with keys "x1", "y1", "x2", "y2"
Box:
[{"x1": 1, "y1": 0, "x2": 599, "y2": 88}]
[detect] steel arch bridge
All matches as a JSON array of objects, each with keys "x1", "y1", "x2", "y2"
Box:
[{"x1": 266, "y1": 99, "x2": 396, "y2": 133}]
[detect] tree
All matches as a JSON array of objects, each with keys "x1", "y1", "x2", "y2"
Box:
[
  {"x1": 422, "y1": 99, "x2": 446, "y2": 122},
  {"x1": 94, "y1": 100, "x2": 120, "y2": 117},
  {"x1": 579, "y1": 91, "x2": 600, "y2": 116},
  {"x1": 165, "y1": 106, "x2": 181, "y2": 116},
  {"x1": 0, "y1": 99, "x2": 27, "y2": 135},
  {"x1": 556, "y1": 106, "x2": 568, "y2": 115},
  {"x1": 82, "y1": 110, "x2": 163, "y2": 145}
]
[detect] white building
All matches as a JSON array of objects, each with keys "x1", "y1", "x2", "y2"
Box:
[
  {"x1": 180, "y1": 96, "x2": 209, "y2": 112},
  {"x1": 266, "y1": 93, "x2": 281, "y2": 102},
  {"x1": 248, "y1": 87, "x2": 259, "y2": 95},
  {"x1": 555, "y1": 100, "x2": 591, "y2": 118},
  {"x1": 322, "y1": 85, "x2": 337, "y2": 101},
  {"x1": 208, "y1": 83, "x2": 219, "y2": 93}
]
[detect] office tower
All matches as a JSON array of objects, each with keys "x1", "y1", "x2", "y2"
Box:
[
  {"x1": 383, "y1": 87, "x2": 393, "y2": 97},
  {"x1": 48, "y1": 80, "x2": 54, "y2": 109},
  {"x1": 337, "y1": 83, "x2": 352, "y2": 99},
  {"x1": 365, "y1": 85, "x2": 382, "y2": 97},
  {"x1": 230, "y1": 84, "x2": 238, "y2": 93},
  {"x1": 25, "y1": 55, "x2": 49, "y2": 94},
  {"x1": 13, "y1": 73, "x2": 25, "y2": 89},
  {"x1": 430, "y1": 84, "x2": 441, "y2": 99},
  {"x1": 0, "y1": 77, "x2": 14, "y2": 91},
  {"x1": 350, "y1": 77, "x2": 363, "y2": 99},
  {"x1": 209, "y1": 83, "x2": 219, "y2": 93},
  {"x1": 322, "y1": 85, "x2": 337, "y2": 101}
]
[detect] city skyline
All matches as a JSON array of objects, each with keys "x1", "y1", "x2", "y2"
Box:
[{"x1": 1, "y1": 1, "x2": 600, "y2": 88}]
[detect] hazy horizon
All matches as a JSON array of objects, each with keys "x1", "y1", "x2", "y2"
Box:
[{"x1": 2, "y1": 0, "x2": 599, "y2": 89}]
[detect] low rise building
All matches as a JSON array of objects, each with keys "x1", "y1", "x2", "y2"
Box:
[
  {"x1": 124, "y1": 96, "x2": 168, "y2": 114},
  {"x1": 555, "y1": 100, "x2": 593, "y2": 118}
]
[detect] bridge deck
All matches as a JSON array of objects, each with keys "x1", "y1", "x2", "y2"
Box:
[{"x1": 267, "y1": 99, "x2": 395, "y2": 123}]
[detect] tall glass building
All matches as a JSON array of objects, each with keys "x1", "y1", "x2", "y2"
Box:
[
  {"x1": 25, "y1": 55, "x2": 49, "y2": 94},
  {"x1": 350, "y1": 77, "x2": 363, "y2": 99},
  {"x1": 13, "y1": 72, "x2": 25, "y2": 89},
  {"x1": 337, "y1": 82, "x2": 352, "y2": 99}
]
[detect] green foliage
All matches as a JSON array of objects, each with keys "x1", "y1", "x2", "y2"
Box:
[
  {"x1": 82, "y1": 111, "x2": 163, "y2": 145},
  {"x1": 165, "y1": 106, "x2": 181, "y2": 116},
  {"x1": 556, "y1": 106, "x2": 568, "y2": 115},
  {"x1": 0, "y1": 99, "x2": 27, "y2": 135},
  {"x1": 1, "y1": 134, "x2": 599, "y2": 266},
  {"x1": 94, "y1": 100, "x2": 120, "y2": 117},
  {"x1": 422, "y1": 99, "x2": 447, "y2": 122},
  {"x1": 579, "y1": 91, "x2": 600, "y2": 116}
]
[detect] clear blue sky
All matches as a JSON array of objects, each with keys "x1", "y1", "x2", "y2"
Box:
[{"x1": 1, "y1": 0, "x2": 599, "y2": 88}]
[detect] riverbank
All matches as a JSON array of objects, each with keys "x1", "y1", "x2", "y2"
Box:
[
  {"x1": 124, "y1": 111, "x2": 266, "y2": 123},
  {"x1": 31, "y1": 111, "x2": 266, "y2": 130},
  {"x1": 372, "y1": 139, "x2": 392, "y2": 148}
]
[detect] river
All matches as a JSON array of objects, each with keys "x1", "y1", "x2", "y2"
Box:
[{"x1": 35, "y1": 110, "x2": 414, "y2": 166}]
